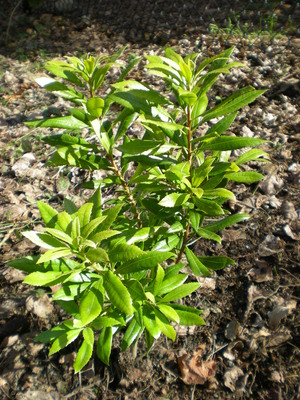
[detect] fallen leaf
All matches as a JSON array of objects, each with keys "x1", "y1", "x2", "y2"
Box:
[
  {"x1": 26, "y1": 294, "x2": 54, "y2": 319},
  {"x1": 259, "y1": 175, "x2": 284, "y2": 195},
  {"x1": 281, "y1": 200, "x2": 297, "y2": 220},
  {"x1": 268, "y1": 299, "x2": 297, "y2": 330},
  {"x1": 247, "y1": 260, "x2": 273, "y2": 283},
  {"x1": 265, "y1": 328, "x2": 292, "y2": 347},
  {"x1": 282, "y1": 224, "x2": 298, "y2": 240},
  {"x1": 258, "y1": 234, "x2": 284, "y2": 257},
  {"x1": 224, "y1": 366, "x2": 244, "y2": 392},
  {"x1": 225, "y1": 319, "x2": 241, "y2": 341},
  {"x1": 178, "y1": 345, "x2": 217, "y2": 385}
]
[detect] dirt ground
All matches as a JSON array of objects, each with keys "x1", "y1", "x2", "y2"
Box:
[{"x1": 0, "y1": 4, "x2": 299, "y2": 400}]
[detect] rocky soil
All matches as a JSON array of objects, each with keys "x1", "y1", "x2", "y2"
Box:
[{"x1": 0, "y1": 4, "x2": 299, "y2": 400}]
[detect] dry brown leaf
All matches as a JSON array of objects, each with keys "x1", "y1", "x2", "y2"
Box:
[
  {"x1": 178, "y1": 345, "x2": 216, "y2": 385},
  {"x1": 225, "y1": 319, "x2": 242, "y2": 341},
  {"x1": 223, "y1": 366, "x2": 244, "y2": 392},
  {"x1": 258, "y1": 234, "x2": 285, "y2": 257},
  {"x1": 268, "y1": 299, "x2": 297, "y2": 330},
  {"x1": 247, "y1": 260, "x2": 273, "y2": 283}
]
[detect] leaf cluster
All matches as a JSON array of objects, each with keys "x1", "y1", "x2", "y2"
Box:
[{"x1": 9, "y1": 46, "x2": 269, "y2": 372}]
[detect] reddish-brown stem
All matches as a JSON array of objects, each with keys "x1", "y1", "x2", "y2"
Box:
[
  {"x1": 176, "y1": 106, "x2": 193, "y2": 263},
  {"x1": 176, "y1": 220, "x2": 190, "y2": 263},
  {"x1": 107, "y1": 154, "x2": 142, "y2": 228},
  {"x1": 187, "y1": 106, "x2": 192, "y2": 169}
]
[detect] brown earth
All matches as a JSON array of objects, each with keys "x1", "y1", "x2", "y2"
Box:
[{"x1": 0, "y1": 4, "x2": 299, "y2": 400}]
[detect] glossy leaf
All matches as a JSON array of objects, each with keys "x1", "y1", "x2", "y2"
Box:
[
  {"x1": 205, "y1": 213, "x2": 250, "y2": 232},
  {"x1": 185, "y1": 247, "x2": 211, "y2": 276},
  {"x1": 74, "y1": 328, "x2": 94, "y2": 373},
  {"x1": 121, "y1": 318, "x2": 144, "y2": 351},
  {"x1": 24, "y1": 270, "x2": 74, "y2": 286},
  {"x1": 199, "y1": 136, "x2": 265, "y2": 151},
  {"x1": 198, "y1": 256, "x2": 235, "y2": 270},
  {"x1": 25, "y1": 115, "x2": 88, "y2": 130},
  {"x1": 37, "y1": 202, "x2": 58, "y2": 227},
  {"x1": 37, "y1": 248, "x2": 72, "y2": 264},
  {"x1": 103, "y1": 270, "x2": 133, "y2": 315},
  {"x1": 79, "y1": 285, "x2": 103, "y2": 326},
  {"x1": 116, "y1": 251, "x2": 174, "y2": 274},
  {"x1": 49, "y1": 328, "x2": 82, "y2": 355},
  {"x1": 225, "y1": 171, "x2": 264, "y2": 183},
  {"x1": 159, "y1": 282, "x2": 200, "y2": 303},
  {"x1": 96, "y1": 327, "x2": 113, "y2": 366},
  {"x1": 157, "y1": 274, "x2": 188, "y2": 296},
  {"x1": 159, "y1": 193, "x2": 190, "y2": 208}
]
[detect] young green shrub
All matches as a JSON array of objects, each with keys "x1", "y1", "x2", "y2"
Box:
[{"x1": 8, "y1": 47, "x2": 269, "y2": 372}]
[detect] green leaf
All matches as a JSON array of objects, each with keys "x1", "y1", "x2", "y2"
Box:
[
  {"x1": 79, "y1": 283, "x2": 103, "y2": 326},
  {"x1": 87, "y1": 97, "x2": 104, "y2": 118},
  {"x1": 225, "y1": 171, "x2": 264, "y2": 183},
  {"x1": 185, "y1": 247, "x2": 211, "y2": 276},
  {"x1": 159, "y1": 282, "x2": 200, "y2": 303},
  {"x1": 203, "y1": 188, "x2": 235, "y2": 200},
  {"x1": 194, "y1": 198, "x2": 224, "y2": 216},
  {"x1": 198, "y1": 256, "x2": 235, "y2": 270},
  {"x1": 86, "y1": 248, "x2": 109, "y2": 263},
  {"x1": 152, "y1": 235, "x2": 180, "y2": 252},
  {"x1": 81, "y1": 216, "x2": 107, "y2": 239},
  {"x1": 97, "y1": 327, "x2": 113, "y2": 366},
  {"x1": 178, "y1": 90, "x2": 197, "y2": 106},
  {"x1": 121, "y1": 318, "x2": 144, "y2": 351},
  {"x1": 42, "y1": 133, "x2": 97, "y2": 151},
  {"x1": 89, "y1": 187, "x2": 102, "y2": 219},
  {"x1": 152, "y1": 265, "x2": 165, "y2": 296},
  {"x1": 91, "y1": 230, "x2": 120, "y2": 244},
  {"x1": 77, "y1": 203, "x2": 93, "y2": 228},
  {"x1": 157, "y1": 304, "x2": 179, "y2": 323},
  {"x1": 157, "y1": 274, "x2": 188, "y2": 295},
  {"x1": 171, "y1": 304, "x2": 205, "y2": 326},
  {"x1": 35, "y1": 324, "x2": 69, "y2": 343},
  {"x1": 199, "y1": 136, "x2": 265, "y2": 151},
  {"x1": 154, "y1": 311, "x2": 176, "y2": 341},
  {"x1": 204, "y1": 213, "x2": 250, "y2": 232},
  {"x1": 201, "y1": 87, "x2": 266, "y2": 123},
  {"x1": 57, "y1": 211, "x2": 73, "y2": 232},
  {"x1": 143, "y1": 305, "x2": 161, "y2": 339},
  {"x1": 92, "y1": 316, "x2": 124, "y2": 329},
  {"x1": 124, "y1": 280, "x2": 147, "y2": 301},
  {"x1": 25, "y1": 115, "x2": 88, "y2": 130},
  {"x1": 71, "y1": 217, "x2": 80, "y2": 240},
  {"x1": 205, "y1": 112, "x2": 238, "y2": 138},
  {"x1": 164, "y1": 263, "x2": 185, "y2": 279},
  {"x1": 118, "y1": 139, "x2": 160, "y2": 155},
  {"x1": 99, "y1": 204, "x2": 123, "y2": 231},
  {"x1": 196, "y1": 227, "x2": 221, "y2": 243},
  {"x1": 45, "y1": 228, "x2": 73, "y2": 246},
  {"x1": 37, "y1": 202, "x2": 58, "y2": 227},
  {"x1": 49, "y1": 328, "x2": 83, "y2": 355},
  {"x1": 235, "y1": 148, "x2": 269, "y2": 165},
  {"x1": 109, "y1": 243, "x2": 144, "y2": 262},
  {"x1": 103, "y1": 270, "x2": 133, "y2": 315},
  {"x1": 22, "y1": 231, "x2": 64, "y2": 249},
  {"x1": 24, "y1": 270, "x2": 74, "y2": 286},
  {"x1": 116, "y1": 251, "x2": 174, "y2": 274},
  {"x1": 37, "y1": 248, "x2": 72, "y2": 264},
  {"x1": 159, "y1": 193, "x2": 190, "y2": 208},
  {"x1": 74, "y1": 329, "x2": 94, "y2": 373},
  {"x1": 64, "y1": 198, "x2": 78, "y2": 215},
  {"x1": 45, "y1": 63, "x2": 85, "y2": 87}
]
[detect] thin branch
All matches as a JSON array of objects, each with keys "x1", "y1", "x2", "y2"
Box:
[{"x1": 107, "y1": 154, "x2": 142, "y2": 228}]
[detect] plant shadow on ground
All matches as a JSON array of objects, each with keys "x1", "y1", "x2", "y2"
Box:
[{"x1": 0, "y1": 2, "x2": 299, "y2": 400}]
